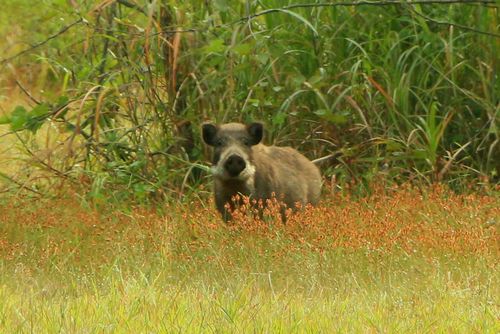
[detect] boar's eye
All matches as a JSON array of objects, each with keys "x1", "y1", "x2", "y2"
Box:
[
  {"x1": 214, "y1": 138, "x2": 224, "y2": 147},
  {"x1": 242, "y1": 138, "x2": 252, "y2": 147}
]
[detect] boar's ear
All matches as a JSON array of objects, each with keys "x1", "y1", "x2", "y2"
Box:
[
  {"x1": 247, "y1": 122, "x2": 263, "y2": 145},
  {"x1": 202, "y1": 123, "x2": 218, "y2": 146}
]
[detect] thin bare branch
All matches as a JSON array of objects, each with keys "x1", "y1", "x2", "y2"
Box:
[
  {"x1": 410, "y1": 6, "x2": 500, "y2": 38},
  {"x1": 231, "y1": 1, "x2": 498, "y2": 37},
  {"x1": 15, "y1": 79, "x2": 41, "y2": 105},
  {"x1": 146, "y1": 0, "x2": 497, "y2": 36},
  {"x1": 408, "y1": 5, "x2": 500, "y2": 37},
  {"x1": 116, "y1": 0, "x2": 148, "y2": 16},
  {"x1": 233, "y1": 0, "x2": 496, "y2": 22}
]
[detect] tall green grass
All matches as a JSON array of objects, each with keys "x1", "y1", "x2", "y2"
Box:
[
  {"x1": 1, "y1": 268, "x2": 497, "y2": 332},
  {"x1": 0, "y1": 0, "x2": 498, "y2": 198}
]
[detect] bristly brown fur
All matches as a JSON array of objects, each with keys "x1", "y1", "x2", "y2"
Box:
[{"x1": 202, "y1": 122, "x2": 322, "y2": 222}]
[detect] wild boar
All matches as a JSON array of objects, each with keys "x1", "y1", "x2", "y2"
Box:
[{"x1": 202, "y1": 122, "x2": 322, "y2": 221}]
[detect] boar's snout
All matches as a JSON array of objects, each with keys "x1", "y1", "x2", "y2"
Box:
[{"x1": 224, "y1": 154, "x2": 246, "y2": 177}]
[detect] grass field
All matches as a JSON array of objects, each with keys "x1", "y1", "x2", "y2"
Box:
[
  {"x1": 0, "y1": 1, "x2": 499, "y2": 332},
  {"x1": 0, "y1": 185, "x2": 498, "y2": 332}
]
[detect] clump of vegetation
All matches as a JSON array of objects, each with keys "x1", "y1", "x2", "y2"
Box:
[{"x1": 0, "y1": 1, "x2": 498, "y2": 200}]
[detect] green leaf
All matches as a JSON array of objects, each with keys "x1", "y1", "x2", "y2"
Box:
[
  {"x1": 232, "y1": 43, "x2": 252, "y2": 56},
  {"x1": 214, "y1": 0, "x2": 229, "y2": 12},
  {"x1": 25, "y1": 118, "x2": 45, "y2": 133},
  {"x1": 204, "y1": 39, "x2": 226, "y2": 53},
  {"x1": 0, "y1": 114, "x2": 10, "y2": 125},
  {"x1": 314, "y1": 109, "x2": 348, "y2": 124},
  {"x1": 412, "y1": 149, "x2": 428, "y2": 160},
  {"x1": 129, "y1": 160, "x2": 146, "y2": 171},
  {"x1": 133, "y1": 182, "x2": 155, "y2": 200},
  {"x1": 308, "y1": 74, "x2": 323, "y2": 86},
  {"x1": 248, "y1": 99, "x2": 260, "y2": 107},
  {"x1": 276, "y1": 9, "x2": 318, "y2": 37},
  {"x1": 10, "y1": 106, "x2": 28, "y2": 131},
  {"x1": 56, "y1": 96, "x2": 69, "y2": 108},
  {"x1": 272, "y1": 112, "x2": 287, "y2": 126},
  {"x1": 31, "y1": 103, "x2": 49, "y2": 117},
  {"x1": 291, "y1": 74, "x2": 306, "y2": 87},
  {"x1": 18, "y1": 103, "x2": 51, "y2": 133},
  {"x1": 256, "y1": 54, "x2": 269, "y2": 64},
  {"x1": 65, "y1": 123, "x2": 76, "y2": 132},
  {"x1": 386, "y1": 140, "x2": 403, "y2": 152}
]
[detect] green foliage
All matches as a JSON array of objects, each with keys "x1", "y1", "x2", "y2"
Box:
[
  {"x1": 1, "y1": 0, "x2": 498, "y2": 198},
  {"x1": 6, "y1": 104, "x2": 51, "y2": 132}
]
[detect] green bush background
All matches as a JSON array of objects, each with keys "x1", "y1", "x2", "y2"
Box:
[{"x1": 0, "y1": 0, "x2": 498, "y2": 200}]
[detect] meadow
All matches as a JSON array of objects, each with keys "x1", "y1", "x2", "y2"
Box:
[
  {"x1": 0, "y1": 185, "x2": 498, "y2": 332},
  {"x1": 0, "y1": 0, "x2": 499, "y2": 332}
]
